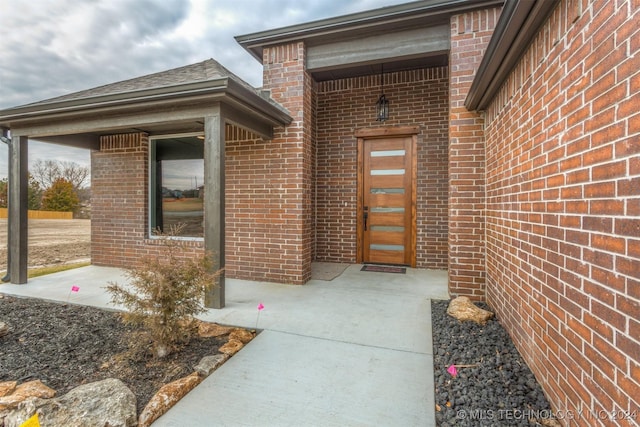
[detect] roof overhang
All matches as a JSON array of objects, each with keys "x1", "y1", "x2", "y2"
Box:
[
  {"x1": 236, "y1": 0, "x2": 504, "y2": 81},
  {"x1": 0, "y1": 77, "x2": 292, "y2": 141},
  {"x1": 465, "y1": 0, "x2": 560, "y2": 111}
]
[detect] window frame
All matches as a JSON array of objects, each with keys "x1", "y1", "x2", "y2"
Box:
[{"x1": 148, "y1": 132, "x2": 205, "y2": 241}]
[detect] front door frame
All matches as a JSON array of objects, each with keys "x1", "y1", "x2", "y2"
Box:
[{"x1": 355, "y1": 126, "x2": 419, "y2": 267}]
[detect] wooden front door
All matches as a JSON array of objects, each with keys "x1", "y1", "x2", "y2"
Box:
[{"x1": 357, "y1": 129, "x2": 417, "y2": 267}]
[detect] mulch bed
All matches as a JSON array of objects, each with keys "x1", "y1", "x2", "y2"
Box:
[{"x1": 0, "y1": 294, "x2": 228, "y2": 415}]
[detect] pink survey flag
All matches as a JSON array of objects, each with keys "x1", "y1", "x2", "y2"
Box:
[
  {"x1": 255, "y1": 303, "x2": 265, "y2": 329},
  {"x1": 447, "y1": 365, "x2": 458, "y2": 377},
  {"x1": 71, "y1": 286, "x2": 80, "y2": 292}
]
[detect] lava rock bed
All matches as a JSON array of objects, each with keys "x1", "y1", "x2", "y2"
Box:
[{"x1": 432, "y1": 300, "x2": 554, "y2": 426}]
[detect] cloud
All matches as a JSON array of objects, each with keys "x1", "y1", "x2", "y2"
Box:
[
  {"x1": 1, "y1": 0, "x2": 193, "y2": 106},
  {"x1": 0, "y1": 141, "x2": 90, "y2": 186},
  {"x1": 0, "y1": 0, "x2": 407, "y2": 179}
]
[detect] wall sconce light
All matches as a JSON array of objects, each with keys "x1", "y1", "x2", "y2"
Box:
[{"x1": 376, "y1": 64, "x2": 389, "y2": 122}]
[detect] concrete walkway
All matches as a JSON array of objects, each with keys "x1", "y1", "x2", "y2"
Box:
[{"x1": 0, "y1": 264, "x2": 448, "y2": 426}]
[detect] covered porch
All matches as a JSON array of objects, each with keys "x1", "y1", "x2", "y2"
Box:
[
  {"x1": 235, "y1": 0, "x2": 504, "y2": 297},
  {"x1": 0, "y1": 60, "x2": 292, "y2": 309},
  {"x1": 0, "y1": 0, "x2": 508, "y2": 305}
]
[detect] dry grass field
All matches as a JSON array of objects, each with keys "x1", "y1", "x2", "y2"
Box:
[
  {"x1": 0, "y1": 219, "x2": 91, "y2": 271},
  {"x1": 162, "y1": 197, "x2": 203, "y2": 212}
]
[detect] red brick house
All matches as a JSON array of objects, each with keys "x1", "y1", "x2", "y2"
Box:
[{"x1": 0, "y1": 0, "x2": 638, "y2": 422}]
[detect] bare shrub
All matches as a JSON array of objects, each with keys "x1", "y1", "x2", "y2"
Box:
[{"x1": 106, "y1": 225, "x2": 220, "y2": 358}]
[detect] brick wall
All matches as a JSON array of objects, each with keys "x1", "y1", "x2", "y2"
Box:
[
  {"x1": 93, "y1": 130, "x2": 294, "y2": 285},
  {"x1": 91, "y1": 133, "x2": 203, "y2": 269},
  {"x1": 92, "y1": 128, "x2": 314, "y2": 286},
  {"x1": 93, "y1": 46, "x2": 318, "y2": 287},
  {"x1": 315, "y1": 67, "x2": 449, "y2": 268},
  {"x1": 484, "y1": 0, "x2": 640, "y2": 423},
  {"x1": 225, "y1": 134, "x2": 311, "y2": 283},
  {"x1": 261, "y1": 42, "x2": 315, "y2": 284},
  {"x1": 449, "y1": 7, "x2": 501, "y2": 299}
]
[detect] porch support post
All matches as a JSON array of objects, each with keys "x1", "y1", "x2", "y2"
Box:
[
  {"x1": 9, "y1": 134, "x2": 28, "y2": 283},
  {"x1": 203, "y1": 109, "x2": 225, "y2": 308}
]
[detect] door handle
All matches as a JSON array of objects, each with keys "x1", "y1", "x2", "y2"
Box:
[{"x1": 363, "y1": 206, "x2": 369, "y2": 231}]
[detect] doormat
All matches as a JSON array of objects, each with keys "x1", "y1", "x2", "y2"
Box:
[{"x1": 361, "y1": 265, "x2": 406, "y2": 274}]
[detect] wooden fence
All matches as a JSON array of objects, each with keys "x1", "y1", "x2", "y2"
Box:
[{"x1": 0, "y1": 208, "x2": 73, "y2": 220}]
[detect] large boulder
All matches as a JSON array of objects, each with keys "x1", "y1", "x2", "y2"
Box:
[
  {"x1": 138, "y1": 372, "x2": 201, "y2": 427},
  {"x1": 447, "y1": 296, "x2": 494, "y2": 325},
  {"x1": 4, "y1": 378, "x2": 136, "y2": 427}
]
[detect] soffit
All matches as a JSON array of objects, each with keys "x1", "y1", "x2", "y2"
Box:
[
  {"x1": 308, "y1": 24, "x2": 450, "y2": 81},
  {"x1": 465, "y1": 0, "x2": 560, "y2": 111},
  {"x1": 312, "y1": 55, "x2": 449, "y2": 81},
  {"x1": 236, "y1": 0, "x2": 503, "y2": 80}
]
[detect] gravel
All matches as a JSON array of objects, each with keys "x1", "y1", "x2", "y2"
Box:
[{"x1": 432, "y1": 299, "x2": 555, "y2": 426}]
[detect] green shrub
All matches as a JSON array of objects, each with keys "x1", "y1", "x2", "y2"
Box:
[{"x1": 106, "y1": 225, "x2": 220, "y2": 358}]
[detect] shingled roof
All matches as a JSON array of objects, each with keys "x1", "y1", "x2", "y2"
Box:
[
  {"x1": 0, "y1": 58, "x2": 291, "y2": 131},
  {"x1": 18, "y1": 58, "x2": 261, "y2": 108}
]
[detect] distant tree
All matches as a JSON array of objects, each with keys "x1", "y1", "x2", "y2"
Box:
[
  {"x1": 31, "y1": 159, "x2": 89, "y2": 191},
  {"x1": 76, "y1": 186, "x2": 92, "y2": 205},
  {"x1": 0, "y1": 175, "x2": 43, "y2": 210},
  {"x1": 27, "y1": 175, "x2": 43, "y2": 210},
  {"x1": 41, "y1": 178, "x2": 80, "y2": 212}
]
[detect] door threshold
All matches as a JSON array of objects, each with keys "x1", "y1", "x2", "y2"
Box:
[{"x1": 360, "y1": 265, "x2": 407, "y2": 274}]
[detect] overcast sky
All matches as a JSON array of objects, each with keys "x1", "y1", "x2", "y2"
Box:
[{"x1": 0, "y1": 0, "x2": 408, "y2": 182}]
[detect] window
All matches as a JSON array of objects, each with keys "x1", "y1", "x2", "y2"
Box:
[{"x1": 150, "y1": 135, "x2": 204, "y2": 238}]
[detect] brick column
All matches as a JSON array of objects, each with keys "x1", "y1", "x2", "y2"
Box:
[
  {"x1": 91, "y1": 133, "x2": 149, "y2": 267},
  {"x1": 261, "y1": 42, "x2": 315, "y2": 284},
  {"x1": 449, "y1": 8, "x2": 500, "y2": 299}
]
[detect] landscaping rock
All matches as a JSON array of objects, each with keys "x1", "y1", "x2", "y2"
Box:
[
  {"x1": 197, "y1": 321, "x2": 233, "y2": 338},
  {"x1": 4, "y1": 378, "x2": 136, "y2": 427},
  {"x1": 0, "y1": 381, "x2": 17, "y2": 398},
  {"x1": 138, "y1": 372, "x2": 201, "y2": 427},
  {"x1": 0, "y1": 381, "x2": 19, "y2": 427},
  {"x1": 433, "y1": 300, "x2": 553, "y2": 426},
  {"x1": 0, "y1": 380, "x2": 56, "y2": 411},
  {"x1": 0, "y1": 321, "x2": 8, "y2": 337},
  {"x1": 229, "y1": 328, "x2": 254, "y2": 344},
  {"x1": 447, "y1": 296, "x2": 494, "y2": 325},
  {"x1": 219, "y1": 338, "x2": 244, "y2": 356},
  {"x1": 0, "y1": 297, "x2": 230, "y2": 417},
  {"x1": 194, "y1": 354, "x2": 229, "y2": 377}
]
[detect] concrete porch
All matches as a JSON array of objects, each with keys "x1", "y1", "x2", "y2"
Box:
[{"x1": 0, "y1": 264, "x2": 448, "y2": 426}]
